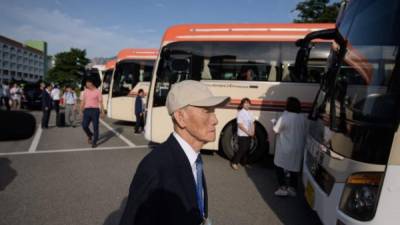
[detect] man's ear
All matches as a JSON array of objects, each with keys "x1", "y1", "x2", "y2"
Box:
[{"x1": 172, "y1": 110, "x2": 186, "y2": 129}]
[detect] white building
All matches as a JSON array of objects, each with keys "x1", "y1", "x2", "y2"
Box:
[{"x1": 0, "y1": 35, "x2": 45, "y2": 83}]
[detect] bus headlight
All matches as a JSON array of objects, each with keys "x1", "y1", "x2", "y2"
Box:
[{"x1": 339, "y1": 172, "x2": 383, "y2": 221}]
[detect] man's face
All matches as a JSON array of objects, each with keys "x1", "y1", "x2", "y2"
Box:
[{"x1": 180, "y1": 106, "x2": 218, "y2": 143}]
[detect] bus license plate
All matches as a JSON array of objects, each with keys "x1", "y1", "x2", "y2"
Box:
[{"x1": 305, "y1": 181, "x2": 315, "y2": 208}]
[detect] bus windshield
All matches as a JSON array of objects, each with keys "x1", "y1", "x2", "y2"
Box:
[
  {"x1": 311, "y1": 0, "x2": 400, "y2": 164},
  {"x1": 154, "y1": 41, "x2": 330, "y2": 107},
  {"x1": 112, "y1": 60, "x2": 154, "y2": 97}
]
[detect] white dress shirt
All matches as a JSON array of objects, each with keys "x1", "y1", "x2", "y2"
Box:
[
  {"x1": 237, "y1": 109, "x2": 255, "y2": 136},
  {"x1": 173, "y1": 132, "x2": 200, "y2": 184},
  {"x1": 51, "y1": 88, "x2": 61, "y2": 100},
  {"x1": 63, "y1": 91, "x2": 77, "y2": 105}
]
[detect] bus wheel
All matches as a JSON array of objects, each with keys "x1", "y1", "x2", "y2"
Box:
[{"x1": 220, "y1": 121, "x2": 268, "y2": 164}]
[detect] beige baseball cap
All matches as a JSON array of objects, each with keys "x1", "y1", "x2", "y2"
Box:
[{"x1": 166, "y1": 80, "x2": 230, "y2": 115}]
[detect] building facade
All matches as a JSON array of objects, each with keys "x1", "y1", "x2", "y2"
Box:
[
  {"x1": 25, "y1": 40, "x2": 49, "y2": 77},
  {"x1": 0, "y1": 35, "x2": 46, "y2": 83}
]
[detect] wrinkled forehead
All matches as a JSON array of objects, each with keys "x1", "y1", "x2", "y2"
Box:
[{"x1": 184, "y1": 105, "x2": 216, "y2": 113}]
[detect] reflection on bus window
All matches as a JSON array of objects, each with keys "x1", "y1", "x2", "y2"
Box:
[{"x1": 313, "y1": 44, "x2": 399, "y2": 164}]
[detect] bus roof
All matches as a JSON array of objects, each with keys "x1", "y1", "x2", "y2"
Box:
[
  {"x1": 116, "y1": 48, "x2": 159, "y2": 62},
  {"x1": 162, "y1": 23, "x2": 335, "y2": 43},
  {"x1": 105, "y1": 59, "x2": 116, "y2": 70},
  {"x1": 91, "y1": 64, "x2": 105, "y2": 71}
]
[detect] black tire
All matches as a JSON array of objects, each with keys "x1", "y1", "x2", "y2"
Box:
[{"x1": 220, "y1": 121, "x2": 269, "y2": 164}]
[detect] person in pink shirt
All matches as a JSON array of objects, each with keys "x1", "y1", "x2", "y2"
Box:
[{"x1": 80, "y1": 78, "x2": 104, "y2": 148}]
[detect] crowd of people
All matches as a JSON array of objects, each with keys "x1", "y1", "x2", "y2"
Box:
[
  {"x1": 39, "y1": 78, "x2": 104, "y2": 148},
  {"x1": 0, "y1": 81, "x2": 23, "y2": 111},
  {"x1": 39, "y1": 83, "x2": 79, "y2": 129},
  {"x1": 1, "y1": 78, "x2": 311, "y2": 224}
]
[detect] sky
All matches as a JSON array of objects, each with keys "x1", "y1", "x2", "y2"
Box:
[{"x1": 0, "y1": 0, "x2": 304, "y2": 58}]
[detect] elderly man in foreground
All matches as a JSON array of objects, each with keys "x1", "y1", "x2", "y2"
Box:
[{"x1": 120, "y1": 80, "x2": 229, "y2": 225}]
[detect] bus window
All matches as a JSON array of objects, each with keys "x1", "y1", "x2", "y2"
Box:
[
  {"x1": 102, "y1": 70, "x2": 113, "y2": 94},
  {"x1": 153, "y1": 42, "x2": 286, "y2": 106},
  {"x1": 113, "y1": 60, "x2": 154, "y2": 97}
]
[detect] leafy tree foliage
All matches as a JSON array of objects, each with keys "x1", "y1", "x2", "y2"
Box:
[
  {"x1": 46, "y1": 48, "x2": 90, "y2": 87},
  {"x1": 293, "y1": 0, "x2": 340, "y2": 23}
]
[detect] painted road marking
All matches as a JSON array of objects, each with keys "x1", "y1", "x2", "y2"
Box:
[
  {"x1": 0, "y1": 145, "x2": 149, "y2": 156},
  {"x1": 100, "y1": 119, "x2": 136, "y2": 147},
  {"x1": 28, "y1": 125, "x2": 43, "y2": 153}
]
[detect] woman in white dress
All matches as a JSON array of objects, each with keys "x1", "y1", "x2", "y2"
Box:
[{"x1": 273, "y1": 97, "x2": 308, "y2": 197}]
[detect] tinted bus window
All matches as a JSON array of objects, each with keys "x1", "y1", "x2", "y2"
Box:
[
  {"x1": 346, "y1": 0, "x2": 400, "y2": 46},
  {"x1": 154, "y1": 41, "x2": 331, "y2": 107},
  {"x1": 112, "y1": 60, "x2": 154, "y2": 97},
  {"x1": 102, "y1": 70, "x2": 113, "y2": 94},
  {"x1": 317, "y1": 0, "x2": 400, "y2": 164}
]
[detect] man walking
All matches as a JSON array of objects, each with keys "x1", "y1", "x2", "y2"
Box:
[
  {"x1": 63, "y1": 85, "x2": 77, "y2": 127},
  {"x1": 80, "y1": 78, "x2": 104, "y2": 148},
  {"x1": 134, "y1": 89, "x2": 145, "y2": 134},
  {"x1": 41, "y1": 84, "x2": 52, "y2": 129},
  {"x1": 119, "y1": 80, "x2": 229, "y2": 225}
]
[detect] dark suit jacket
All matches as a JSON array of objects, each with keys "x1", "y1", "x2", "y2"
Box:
[
  {"x1": 134, "y1": 96, "x2": 143, "y2": 115},
  {"x1": 119, "y1": 134, "x2": 208, "y2": 225},
  {"x1": 41, "y1": 90, "x2": 52, "y2": 110}
]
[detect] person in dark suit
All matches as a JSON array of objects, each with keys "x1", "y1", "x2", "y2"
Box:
[
  {"x1": 41, "y1": 84, "x2": 52, "y2": 129},
  {"x1": 134, "y1": 89, "x2": 145, "y2": 134},
  {"x1": 119, "y1": 80, "x2": 229, "y2": 225}
]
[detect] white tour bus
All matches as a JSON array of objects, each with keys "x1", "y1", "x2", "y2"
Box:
[
  {"x1": 108, "y1": 48, "x2": 158, "y2": 122},
  {"x1": 145, "y1": 23, "x2": 334, "y2": 162},
  {"x1": 295, "y1": 0, "x2": 400, "y2": 224}
]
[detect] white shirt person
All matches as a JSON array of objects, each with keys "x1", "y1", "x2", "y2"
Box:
[
  {"x1": 237, "y1": 108, "x2": 255, "y2": 137},
  {"x1": 272, "y1": 97, "x2": 308, "y2": 197},
  {"x1": 231, "y1": 98, "x2": 255, "y2": 170}
]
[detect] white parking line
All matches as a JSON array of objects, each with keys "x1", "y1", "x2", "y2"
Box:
[
  {"x1": 0, "y1": 145, "x2": 149, "y2": 156},
  {"x1": 100, "y1": 119, "x2": 136, "y2": 147},
  {"x1": 28, "y1": 125, "x2": 42, "y2": 153}
]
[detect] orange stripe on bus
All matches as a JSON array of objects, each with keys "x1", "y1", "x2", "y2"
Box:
[
  {"x1": 117, "y1": 48, "x2": 159, "y2": 62},
  {"x1": 105, "y1": 59, "x2": 116, "y2": 70},
  {"x1": 162, "y1": 23, "x2": 335, "y2": 43}
]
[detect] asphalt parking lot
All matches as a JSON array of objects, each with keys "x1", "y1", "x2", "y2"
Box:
[{"x1": 0, "y1": 110, "x2": 322, "y2": 225}]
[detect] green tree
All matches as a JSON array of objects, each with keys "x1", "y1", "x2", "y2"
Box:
[
  {"x1": 46, "y1": 48, "x2": 90, "y2": 87},
  {"x1": 293, "y1": 0, "x2": 341, "y2": 23}
]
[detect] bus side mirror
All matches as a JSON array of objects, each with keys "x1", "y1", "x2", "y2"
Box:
[
  {"x1": 293, "y1": 46, "x2": 309, "y2": 82},
  {"x1": 309, "y1": 89, "x2": 327, "y2": 121}
]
